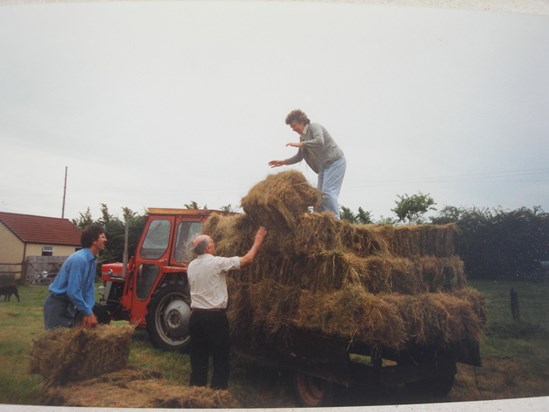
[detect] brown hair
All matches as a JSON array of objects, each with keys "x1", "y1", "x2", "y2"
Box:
[
  {"x1": 81, "y1": 225, "x2": 105, "y2": 248},
  {"x1": 285, "y1": 109, "x2": 310, "y2": 126}
]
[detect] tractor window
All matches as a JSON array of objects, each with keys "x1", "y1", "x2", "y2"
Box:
[
  {"x1": 136, "y1": 263, "x2": 160, "y2": 300},
  {"x1": 140, "y1": 219, "x2": 171, "y2": 260},
  {"x1": 174, "y1": 221, "x2": 203, "y2": 263}
]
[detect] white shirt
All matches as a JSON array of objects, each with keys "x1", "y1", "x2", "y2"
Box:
[{"x1": 187, "y1": 254, "x2": 240, "y2": 309}]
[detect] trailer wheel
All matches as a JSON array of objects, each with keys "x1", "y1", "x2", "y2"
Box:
[
  {"x1": 146, "y1": 278, "x2": 191, "y2": 352},
  {"x1": 293, "y1": 372, "x2": 333, "y2": 407}
]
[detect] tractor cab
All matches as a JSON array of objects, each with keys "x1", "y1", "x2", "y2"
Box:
[{"x1": 96, "y1": 208, "x2": 225, "y2": 351}]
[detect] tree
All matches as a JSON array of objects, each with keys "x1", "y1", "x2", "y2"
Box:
[
  {"x1": 339, "y1": 206, "x2": 374, "y2": 224},
  {"x1": 357, "y1": 207, "x2": 373, "y2": 224},
  {"x1": 340, "y1": 206, "x2": 357, "y2": 223},
  {"x1": 392, "y1": 192, "x2": 436, "y2": 224},
  {"x1": 220, "y1": 204, "x2": 237, "y2": 213},
  {"x1": 72, "y1": 205, "x2": 146, "y2": 264},
  {"x1": 184, "y1": 201, "x2": 207, "y2": 210},
  {"x1": 72, "y1": 207, "x2": 94, "y2": 228},
  {"x1": 377, "y1": 215, "x2": 398, "y2": 226},
  {"x1": 431, "y1": 205, "x2": 549, "y2": 280},
  {"x1": 99, "y1": 203, "x2": 113, "y2": 226}
]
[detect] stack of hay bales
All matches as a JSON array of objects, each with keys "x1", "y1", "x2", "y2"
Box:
[
  {"x1": 204, "y1": 170, "x2": 486, "y2": 352},
  {"x1": 30, "y1": 326, "x2": 239, "y2": 408}
]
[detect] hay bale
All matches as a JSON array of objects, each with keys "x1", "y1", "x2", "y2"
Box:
[
  {"x1": 30, "y1": 325, "x2": 134, "y2": 386},
  {"x1": 209, "y1": 171, "x2": 486, "y2": 352},
  {"x1": 240, "y1": 170, "x2": 322, "y2": 230},
  {"x1": 382, "y1": 291, "x2": 486, "y2": 347},
  {"x1": 292, "y1": 285, "x2": 407, "y2": 348},
  {"x1": 286, "y1": 212, "x2": 389, "y2": 257},
  {"x1": 204, "y1": 213, "x2": 256, "y2": 257},
  {"x1": 228, "y1": 279, "x2": 485, "y2": 351},
  {"x1": 370, "y1": 224, "x2": 459, "y2": 257},
  {"x1": 452, "y1": 286, "x2": 488, "y2": 325},
  {"x1": 419, "y1": 256, "x2": 467, "y2": 292},
  {"x1": 230, "y1": 253, "x2": 466, "y2": 295},
  {"x1": 40, "y1": 366, "x2": 240, "y2": 408}
]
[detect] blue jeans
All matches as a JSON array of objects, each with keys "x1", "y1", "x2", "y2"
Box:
[{"x1": 317, "y1": 156, "x2": 346, "y2": 219}]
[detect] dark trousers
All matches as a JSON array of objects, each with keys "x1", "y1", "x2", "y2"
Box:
[
  {"x1": 43, "y1": 293, "x2": 81, "y2": 329},
  {"x1": 189, "y1": 310, "x2": 230, "y2": 389}
]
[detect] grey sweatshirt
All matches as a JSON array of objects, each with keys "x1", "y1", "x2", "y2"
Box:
[{"x1": 284, "y1": 122, "x2": 344, "y2": 174}]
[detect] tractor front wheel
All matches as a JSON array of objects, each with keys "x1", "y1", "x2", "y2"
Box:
[{"x1": 146, "y1": 278, "x2": 191, "y2": 352}]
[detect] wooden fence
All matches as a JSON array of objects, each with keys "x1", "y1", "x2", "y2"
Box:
[
  {"x1": 24, "y1": 256, "x2": 68, "y2": 285},
  {"x1": 0, "y1": 263, "x2": 23, "y2": 286}
]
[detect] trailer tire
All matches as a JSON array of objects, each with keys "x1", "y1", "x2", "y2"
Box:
[
  {"x1": 293, "y1": 371, "x2": 334, "y2": 407},
  {"x1": 146, "y1": 278, "x2": 191, "y2": 352}
]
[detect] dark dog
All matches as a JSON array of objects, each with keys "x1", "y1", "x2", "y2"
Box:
[{"x1": 0, "y1": 285, "x2": 20, "y2": 302}]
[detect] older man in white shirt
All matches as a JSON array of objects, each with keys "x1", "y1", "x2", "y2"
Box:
[{"x1": 187, "y1": 226, "x2": 267, "y2": 389}]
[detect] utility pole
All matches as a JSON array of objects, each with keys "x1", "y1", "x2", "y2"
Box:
[
  {"x1": 61, "y1": 166, "x2": 68, "y2": 219},
  {"x1": 122, "y1": 208, "x2": 132, "y2": 278}
]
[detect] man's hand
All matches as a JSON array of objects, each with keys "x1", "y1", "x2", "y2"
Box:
[
  {"x1": 82, "y1": 313, "x2": 98, "y2": 328},
  {"x1": 255, "y1": 226, "x2": 267, "y2": 245},
  {"x1": 286, "y1": 142, "x2": 303, "y2": 148},
  {"x1": 240, "y1": 226, "x2": 268, "y2": 267},
  {"x1": 268, "y1": 160, "x2": 285, "y2": 168}
]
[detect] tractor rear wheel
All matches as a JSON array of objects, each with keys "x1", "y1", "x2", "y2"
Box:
[
  {"x1": 146, "y1": 278, "x2": 191, "y2": 352},
  {"x1": 293, "y1": 371, "x2": 334, "y2": 407}
]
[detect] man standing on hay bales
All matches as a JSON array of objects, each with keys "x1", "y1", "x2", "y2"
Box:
[
  {"x1": 188, "y1": 226, "x2": 267, "y2": 389},
  {"x1": 269, "y1": 109, "x2": 346, "y2": 219},
  {"x1": 43, "y1": 225, "x2": 107, "y2": 330}
]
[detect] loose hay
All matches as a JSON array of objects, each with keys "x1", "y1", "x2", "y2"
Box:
[
  {"x1": 240, "y1": 170, "x2": 322, "y2": 230},
  {"x1": 30, "y1": 325, "x2": 134, "y2": 386},
  {"x1": 40, "y1": 367, "x2": 240, "y2": 408}
]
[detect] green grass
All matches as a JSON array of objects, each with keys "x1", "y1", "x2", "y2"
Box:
[
  {"x1": 450, "y1": 280, "x2": 549, "y2": 401},
  {"x1": 1, "y1": 281, "x2": 548, "y2": 406},
  {"x1": 0, "y1": 286, "x2": 48, "y2": 405}
]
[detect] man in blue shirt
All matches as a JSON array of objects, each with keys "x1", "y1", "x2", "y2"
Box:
[{"x1": 43, "y1": 225, "x2": 107, "y2": 329}]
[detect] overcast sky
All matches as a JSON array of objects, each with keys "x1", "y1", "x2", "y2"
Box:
[{"x1": 0, "y1": 0, "x2": 548, "y2": 222}]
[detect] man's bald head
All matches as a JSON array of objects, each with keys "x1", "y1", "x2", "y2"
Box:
[{"x1": 192, "y1": 235, "x2": 213, "y2": 255}]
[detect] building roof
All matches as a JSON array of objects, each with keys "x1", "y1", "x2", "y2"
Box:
[{"x1": 0, "y1": 212, "x2": 81, "y2": 246}]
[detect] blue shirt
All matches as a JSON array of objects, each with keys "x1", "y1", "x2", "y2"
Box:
[{"x1": 48, "y1": 248, "x2": 97, "y2": 316}]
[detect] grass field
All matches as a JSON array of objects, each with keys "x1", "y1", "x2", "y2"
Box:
[{"x1": 0, "y1": 280, "x2": 548, "y2": 407}]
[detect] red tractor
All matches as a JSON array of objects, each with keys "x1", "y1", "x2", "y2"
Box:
[{"x1": 95, "y1": 208, "x2": 222, "y2": 351}]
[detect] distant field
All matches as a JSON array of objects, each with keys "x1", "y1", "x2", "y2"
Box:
[{"x1": 0, "y1": 280, "x2": 548, "y2": 407}]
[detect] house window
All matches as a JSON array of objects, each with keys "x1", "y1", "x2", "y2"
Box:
[{"x1": 42, "y1": 246, "x2": 54, "y2": 256}]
